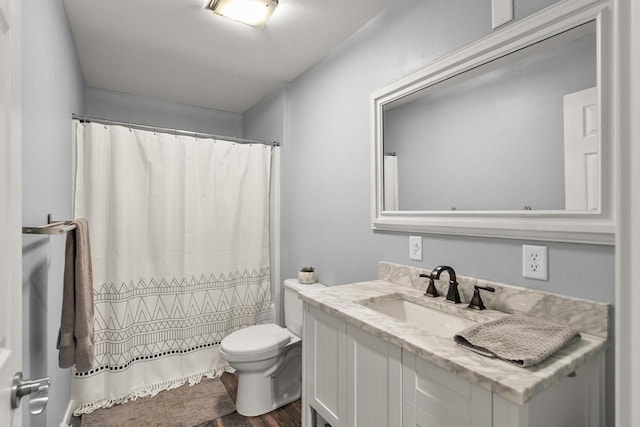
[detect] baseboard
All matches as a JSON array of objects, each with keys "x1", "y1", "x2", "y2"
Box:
[{"x1": 60, "y1": 399, "x2": 76, "y2": 427}]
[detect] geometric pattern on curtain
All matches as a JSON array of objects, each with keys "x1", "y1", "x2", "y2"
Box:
[
  {"x1": 76, "y1": 268, "x2": 272, "y2": 377},
  {"x1": 71, "y1": 121, "x2": 273, "y2": 414}
]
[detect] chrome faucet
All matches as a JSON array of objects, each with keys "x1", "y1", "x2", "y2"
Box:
[{"x1": 429, "y1": 265, "x2": 461, "y2": 304}]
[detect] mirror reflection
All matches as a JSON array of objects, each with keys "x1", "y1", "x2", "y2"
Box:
[{"x1": 382, "y1": 22, "x2": 597, "y2": 212}]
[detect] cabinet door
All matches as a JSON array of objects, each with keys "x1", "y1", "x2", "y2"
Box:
[
  {"x1": 493, "y1": 354, "x2": 605, "y2": 427},
  {"x1": 346, "y1": 324, "x2": 402, "y2": 427},
  {"x1": 303, "y1": 305, "x2": 347, "y2": 427},
  {"x1": 403, "y1": 353, "x2": 491, "y2": 427}
]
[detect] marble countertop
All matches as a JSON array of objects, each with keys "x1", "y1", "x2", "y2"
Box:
[{"x1": 299, "y1": 280, "x2": 608, "y2": 406}]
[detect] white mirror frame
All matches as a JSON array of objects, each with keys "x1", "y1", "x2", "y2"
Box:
[{"x1": 371, "y1": 0, "x2": 615, "y2": 245}]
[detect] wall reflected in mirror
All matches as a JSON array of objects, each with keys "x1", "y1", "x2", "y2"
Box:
[{"x1": 382, "y1": 22, "x2": 597, "y2": 212}]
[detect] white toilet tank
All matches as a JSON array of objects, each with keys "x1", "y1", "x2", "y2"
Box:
[{"x1": 283, "y1": 278, "x2": 325, "y2": 337}]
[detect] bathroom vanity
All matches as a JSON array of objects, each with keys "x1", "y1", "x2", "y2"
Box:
[{"x1": 300, "y1": 263, "x2": 608, "y2": 427}]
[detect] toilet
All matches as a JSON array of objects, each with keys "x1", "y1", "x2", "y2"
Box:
[{"x1": 219, "y1": 278, "x2": 325, "y2": 416}]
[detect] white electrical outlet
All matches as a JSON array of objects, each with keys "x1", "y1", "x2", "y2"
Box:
[
  {"x1": 409, "y1": 236, "x2": 423, "y2": 261},
  {"x1": 522, "y1": 245, "x2": 548, "y2": 280}
]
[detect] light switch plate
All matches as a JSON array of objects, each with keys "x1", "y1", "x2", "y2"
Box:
[
  {"x1": 409, "y1": 236, "x2": 423, "y2": 261},
  {"x1": 522, "y1": 245, "x2": 548, "y2": 280}
]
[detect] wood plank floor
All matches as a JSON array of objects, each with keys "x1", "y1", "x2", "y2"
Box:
[
  {"x1": 71, "y1": 372, "x2": 301, "y2": 427},
  {"x1": 197, "y1": 372, "x2": 301, "y2": 427}
]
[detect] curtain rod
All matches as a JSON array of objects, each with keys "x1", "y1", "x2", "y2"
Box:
[{"x1": 72, "y1": 114, "x2": 280, "y2": 147}]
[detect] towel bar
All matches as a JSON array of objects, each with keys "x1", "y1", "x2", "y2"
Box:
[{"x1": 22, "y1": 215, "x2": 76, "y2": 235}]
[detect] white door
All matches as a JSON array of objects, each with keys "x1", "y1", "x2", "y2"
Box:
[
  {"x1": 0, "y1": 0, "x2": 22, "y2": 425},
  {"x1": 563, "y1": 87, "x2": 599, "y2": 210}
]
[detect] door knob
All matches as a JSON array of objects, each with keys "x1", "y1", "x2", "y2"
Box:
[{"x1": 10, "y1": 371, "x2": 50, "y2": 415}]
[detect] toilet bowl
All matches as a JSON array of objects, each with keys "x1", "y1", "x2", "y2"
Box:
[{"x1": 219, "y1": 279, "x2": 325, "y2": 416}]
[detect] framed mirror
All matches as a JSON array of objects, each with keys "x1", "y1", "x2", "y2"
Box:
[{"x1": 371, "y1": 1, "x2": 614, "y2": 244}]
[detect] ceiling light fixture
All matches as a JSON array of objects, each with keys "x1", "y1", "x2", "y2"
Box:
[{"x1": 208, "y1": 0, "x2": 279, "y2": 27}]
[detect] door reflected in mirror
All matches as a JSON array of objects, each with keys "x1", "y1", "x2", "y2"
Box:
[{"x1": 382, "y1": 22, "x2": 597, "y2": 212}]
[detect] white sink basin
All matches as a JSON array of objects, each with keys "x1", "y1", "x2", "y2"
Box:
[{"x1": 362, "y1": 298, "x2": 476, "y2": 337}]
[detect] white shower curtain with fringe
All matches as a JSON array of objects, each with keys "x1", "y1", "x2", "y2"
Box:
[{"x1": 71, "y1": 121, "x2": 273, "y2": 414}]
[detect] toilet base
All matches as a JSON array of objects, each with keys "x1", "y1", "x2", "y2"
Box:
[{"x1": 234, "y1": 341, "x2": 302, "y2": 416}]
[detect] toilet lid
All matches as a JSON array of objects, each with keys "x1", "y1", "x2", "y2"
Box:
[{"x1": 221, "y1": 324, "x2": 291, "y2": 356}]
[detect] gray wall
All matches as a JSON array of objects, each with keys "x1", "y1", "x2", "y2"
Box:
[
  {"x1": 244, "y1": 0, "x2": 614, "y2": 422},
  {"x1": 243, "y1": 83, "x2": 285, "y2": 144},
  {"x1": 274, "y1": 0, "x2": 616, "y2": 301},
  {"x1": 85, "y1": 86, "x2": 243, "y2": 137},
  {"x1": 21, "y1": 0, "x2": 85, "y2": 426}
]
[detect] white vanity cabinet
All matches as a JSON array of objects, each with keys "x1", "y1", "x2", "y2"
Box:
[
  {"x1": 303, "y1": 305, "x2": 402, "y2": 427},
  {"x1": 402, "y1": 352, "x2": 491, "y2": 427},
  {"x1": 303, "y1": 305, "x2": 347, "y2": 427},
  {"x1": 491, "y1": 358, "x2": 604, "y2": 427},
  {"x1": 346, "y1": 324, "x2": 402, "y2": 427},
  {"x1": 402, "y1": 351, "x2": 603, "y2": 427},
  {"x1": 303, "y1": 302, "x2": 605, "y2": 427}
]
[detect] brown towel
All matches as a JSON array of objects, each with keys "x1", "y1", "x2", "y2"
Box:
[
  {"x1": 454, "y1": 315, "x2": 581, "y2": 367},
  {"x1": 57, "y1": 218, "x2": 95, "y2": 372}
]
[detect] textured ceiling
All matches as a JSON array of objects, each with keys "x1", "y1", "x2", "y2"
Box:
[{"x1": 63, "y1": 0, "x2": 391, "y2": 113}]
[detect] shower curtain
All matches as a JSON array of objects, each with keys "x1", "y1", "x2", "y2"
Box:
[{"x1": 71, "y1": 121, "x2": 273, "y2": 414}]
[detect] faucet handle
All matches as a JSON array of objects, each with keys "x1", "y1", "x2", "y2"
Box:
[
  {"x1": 467, "y1": 285, "x2": 496, "y2": 310},
  {"x1": 419, "y1": 273, "x2": 439, "y2": 298}
]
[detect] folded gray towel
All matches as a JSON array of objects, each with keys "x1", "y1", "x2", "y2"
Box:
[{"x1": 454, "y1": 315, "x2": 581, "y2": 367}]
